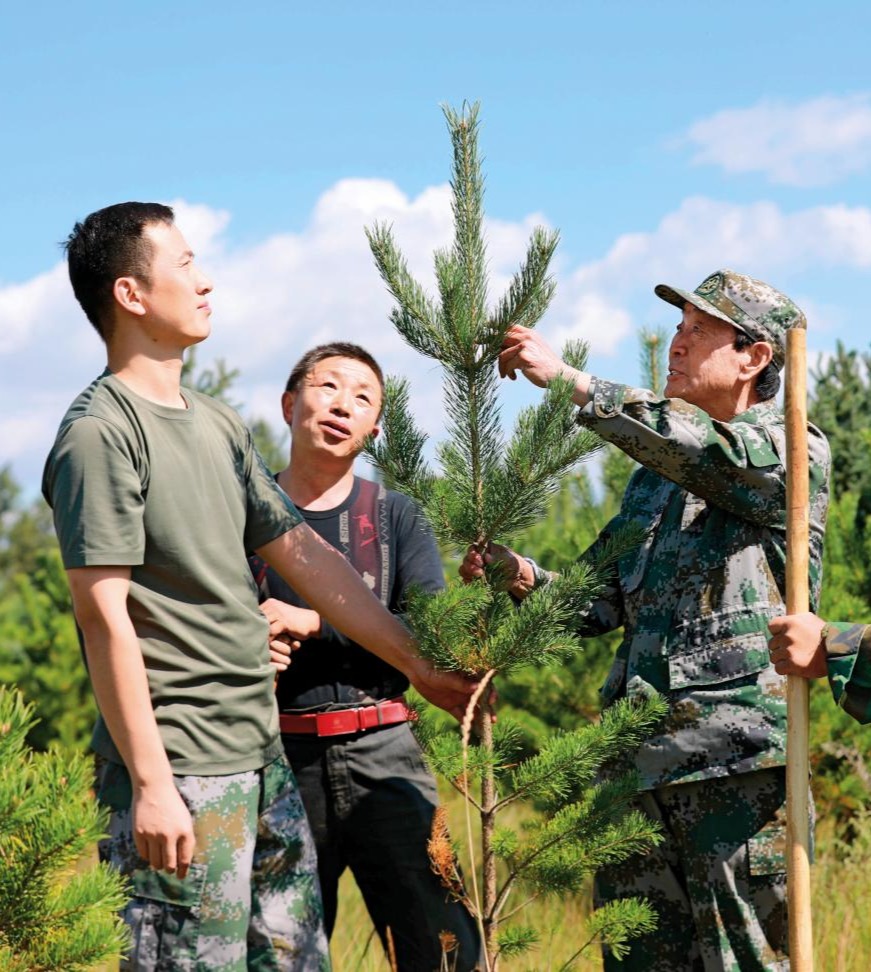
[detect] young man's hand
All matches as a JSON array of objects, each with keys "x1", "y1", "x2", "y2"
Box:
[
  {"x1": 132, "y1": 781, "x2": 196, "y2": 878},
  {"x1": 405, "y1": 656, "x2": 479, "y2": 721}
]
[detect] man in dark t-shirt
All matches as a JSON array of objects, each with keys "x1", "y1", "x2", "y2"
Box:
[{"x1": 251, "y1": 343, "x2": 481, "y2": 971}]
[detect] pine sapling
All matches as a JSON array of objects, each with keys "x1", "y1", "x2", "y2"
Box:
[
  {"x1": 366, "y1": 102, "x2": 666, "y2": 969},
  {"x1": 0, "y1": 686, "x2": 129, "y2": 970}
]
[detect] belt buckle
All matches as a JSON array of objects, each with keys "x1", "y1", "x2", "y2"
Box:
[{"x1": 315, "y1": 709, "x2": 361, "y2": 736}]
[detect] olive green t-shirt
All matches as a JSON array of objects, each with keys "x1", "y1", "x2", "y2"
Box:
[{"x1": 42, "y1": 371, "x2": 302, "y2": 775}]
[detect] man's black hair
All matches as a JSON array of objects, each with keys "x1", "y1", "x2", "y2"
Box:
[
  {"x1": 63, "y1": 202, "x2": 175, "y2": 340},
  {"x1": 734, "y1": 330, "x2": 780, "y2": 401},
  {"x1": 285, "y1": 343, "x2": 386, "y2": 419}
]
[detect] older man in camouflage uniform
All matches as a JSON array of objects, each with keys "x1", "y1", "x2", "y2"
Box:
[
  {"x1": 769, "y1": 612, "x2": 871, "y2": 723},
  {"x1": 463, "y1": 270, "x2": 831, "y2": 971}
]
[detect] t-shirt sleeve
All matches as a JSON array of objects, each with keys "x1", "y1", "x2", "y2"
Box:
[
  {"x1": 43, "y1": 416, "x2": 146, "y2": 568},
  {"x1": 242, "y1": 438, "x2": 303, "y2": 551}
]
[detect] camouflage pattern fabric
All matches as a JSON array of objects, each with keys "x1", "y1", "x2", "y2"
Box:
[
  {"x1": 576, "y1": 379, "x2": 830, "y2": 790},
  {"x1": 823, "y1": 620, "x2": 871, "y2": 724},
  {"x1": 97, "y1": 755, "x2": 330, "y2": 971},
  {"x1": 594, "y1": 767, "x2": 793, "y2": 972}
]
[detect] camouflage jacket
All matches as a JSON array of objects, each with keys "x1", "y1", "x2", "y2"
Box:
[
  {"x1": 575, "y1": 378, "x2": 831, "y2": 790},
  {"x1": 822, "y1": 622, "x2": 871, "y2": 724}
]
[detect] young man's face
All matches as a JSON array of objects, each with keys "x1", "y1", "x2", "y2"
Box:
[
  {"x1": 665, "y1": 303, "x2": 763, "y2": 420},
  {"x1": 135, "y1": 221, "x2": 213, "y2": 348},
  {"x1": 283, "y1": 356, "x2": 383, "y2": 461}
]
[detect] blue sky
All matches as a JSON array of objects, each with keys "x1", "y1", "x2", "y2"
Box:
[{"x1": 3, "y1": 1, "x2": 871, "y2": 493}]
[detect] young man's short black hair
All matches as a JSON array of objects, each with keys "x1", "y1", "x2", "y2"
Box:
[
  {"x1": 63, "y1": 202, "x2": 175, "y2": 341},
  {"x1": 285, "y1": 343, "x2": 386, "y2": 418}
]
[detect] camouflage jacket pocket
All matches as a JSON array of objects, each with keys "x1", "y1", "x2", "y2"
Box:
[
  {"x1": 747, "y1": 818, "x2": 787, "y2": 877},
  {"x1": 667, "y1": 607, "x2": 771, "y2": 691},
  {"x1": 124, "y1": 863, "x2": 207, "y2": 970}
]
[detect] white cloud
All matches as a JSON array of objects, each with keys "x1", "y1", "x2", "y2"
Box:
[
  {"x1": 684, "y1": 94, "x2": 871, "y2": 186},
  {"x1": 0, "y1": 263, "x2": 76, "y2": 355},
  {"x1": 3, "y1": 185, "x2": 871, "y2": 494},
  {"x1": 574, "y1": 196, "x2": 871, "y2": 296},
  {"x1": 172, "y1": 200, "x2": 232, "y2": 261},
  {"x1": 550, "y1": 293, "x2": 633, "y2": 355}
]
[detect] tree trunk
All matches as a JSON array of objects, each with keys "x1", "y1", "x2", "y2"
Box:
[{"x1": 479, "y1": 701, "x2": 498, "y2": 969}]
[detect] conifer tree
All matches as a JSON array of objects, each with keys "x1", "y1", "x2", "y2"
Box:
[
  {"x1": 366, "y1": 102, "x2": 666, "y2": 969},
  {"x1": 0, "y1": 686, "x2": 129, "y2": 970}
]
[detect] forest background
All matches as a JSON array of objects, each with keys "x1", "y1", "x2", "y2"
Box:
[{"x1": 3, "y1": 339, "x2": 871, "y2": 969}]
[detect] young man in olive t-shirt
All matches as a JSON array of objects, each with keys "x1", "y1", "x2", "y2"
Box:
[{"x1": 43, "y1": 202, "x2": 475, "y2": 971}]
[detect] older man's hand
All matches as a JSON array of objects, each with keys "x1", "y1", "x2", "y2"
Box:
[
  {"x1": 498, "y1": 325, "x2": 577, "y2": 387},
  {"x1": 767, "y1": 612, "x2": 829, "y2": 679},
  {"x1": 459, "y1": 542, "x2": 539, "y2": 600}
]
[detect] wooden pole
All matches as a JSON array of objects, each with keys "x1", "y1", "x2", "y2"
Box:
[{"x1": 784, "y1": 325, "x2": 813, "y2": 970}]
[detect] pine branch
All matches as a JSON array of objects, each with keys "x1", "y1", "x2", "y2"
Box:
[
  {"x1": 443, "y1": 102, "x2": 488, "y2": 350},
  {"x1": 365, "y1": 223, "x2": 446, "y2": 360},
  {"x1": 562, "y1": 897, "x2": 658, "y2": 967},
  {"x1": 476, "y1": 375, "x2": 600, "y2": 541},
  {"x1": 0, "y1": 687, "x2": 129, "y2": 968},
  {"x1": 364, "y1": 376, "x2": 434, "y2": 501},
  {"x1": 488, "y1": 226, "x2": 560, "y2": 348},
  {"x1": 503, "y1": 695, "x2": 668, "y2": 808}
]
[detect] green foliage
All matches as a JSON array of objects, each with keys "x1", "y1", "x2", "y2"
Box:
[
  {"x1": 810, "y1": 341, "x2": 871, "y2": 506},
  {"x1": 577, "y1": 897, "x2": 658, "y2": 964},
  {"x1": 506, "y1": 697, "x2": 669, "y2": 810},
  {"x1": 807, "y1": 345, "x2": 871, "y2": 842},
  {"x1": 250, "y1": 416, "x2": 288, "y2": 473},
  {"x1": 182, "y1": 346, "x2": 241, "y2": 406},
  {"x1": 495, "y1": 925, "x2": 539, "y2": 959},
  {"x1": 366, "y1": 104, "x2": 595, "y2": 561},
  {"x1": 0, "y1": 468, "x2": 95, "y2": 753},
  {"x1": 494, "y1": 459, "x2": 634, "y2": 740},
  {"x1": 637, "y1": 326, "x2": 668, "y2": 396},
  {"x1": 0, "y1": 465, "x2": 56, "y2": 588},
  {"x1": 0, "y1": 547, "x2": 96, "y2": 752},
  {"x1": 0, "y1": 686, "x2": 129, "y2": 970}
]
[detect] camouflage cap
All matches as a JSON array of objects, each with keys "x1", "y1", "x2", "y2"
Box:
[{"x1": 654, "y1": 269, "x2": 806, "y2": 369}]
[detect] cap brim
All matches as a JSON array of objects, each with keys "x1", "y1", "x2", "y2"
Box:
[{"x1": 654, "y1": 283, "x2": 741, "y2": 331}]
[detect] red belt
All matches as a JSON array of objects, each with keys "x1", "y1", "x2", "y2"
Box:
[{"x1": 279, "y1": 698, "x2": 413, "y2": 737}]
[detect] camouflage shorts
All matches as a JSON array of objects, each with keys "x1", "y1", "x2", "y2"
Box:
[
  {"x1": 594, "y1": 767, "x2": 798, "y2": 972},
  {"x1": 97, "y1": 754, "x2": 330, "y2": 971}
]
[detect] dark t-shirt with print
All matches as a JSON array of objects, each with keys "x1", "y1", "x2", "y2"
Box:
[{"x1": 254, "y1": 476, "x2": 444, "y2": 709}]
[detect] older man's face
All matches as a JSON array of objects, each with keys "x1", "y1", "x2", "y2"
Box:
[{"x1": 665, "y1": 303, "x2": 753, "y2": 420}]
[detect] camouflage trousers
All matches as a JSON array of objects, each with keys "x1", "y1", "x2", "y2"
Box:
[
  {"x1": 594, "y1": 767, "x2": 795, "y2": 972},
  {"x1": 97, "y1": 754, "x2": 330, "y2": 971}
]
